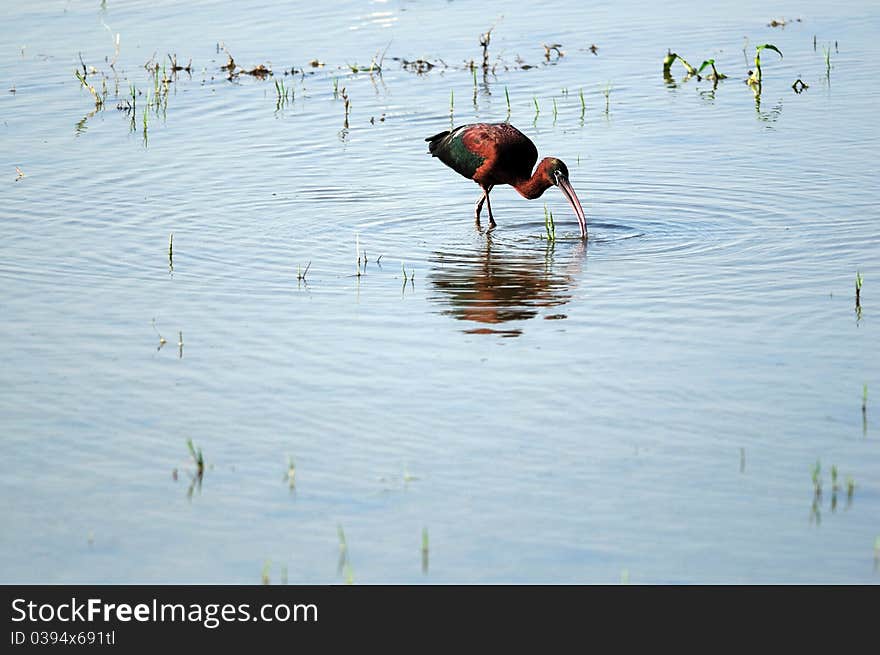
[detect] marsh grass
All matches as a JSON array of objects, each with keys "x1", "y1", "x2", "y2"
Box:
[
  {"x1": 421, "y1": 527, "x2": 429, "y2": 574},
  {"x1": 747, "y1": 44, "x2": 783, "y2": 91},
  {"x1": 472, "y1": 67, "x2": 478, "y2": 105},
  {"x1": 184, "y1": 438, "x2": 204, "y2": 498},
  {"x1": 663, "y1": 51, "x2": 698, "y2": 77},
  {"x1": 187, "y1": 438, "x2": 204, "y2": 477},
  {"x1": 337, "y1": 524, "x2": 353, "y2": 582},
  {"x1": 341, "y1": 87, "x2": 350, "y2": 128},
  {"x1": 274, "y1": 78, "x2": 293, "y2": 109},
  {"x1": 74, "y1": 69, "x2": 105, "y2": 109},
  {"x1": 698, "y1": 59, "x2": 727, "y2": 83},
  {"x1": 151, "y1": 318, "x2": 167, "y2": 351},
  {"x1": 285, "y1": 456, "x2": 296, "y2": 489},
  {"x1": 449, "y1": 89, "x2": 454, "y2": 125},
  {"x1": 543, "y1": 204, "x2": 556, "y2": 241},
  {"x1": 811, "y1": 460, "x2": 856, "y2": 514},
  {"x1": 856, "y1": 271, "x2": 863, "y2": 321}
]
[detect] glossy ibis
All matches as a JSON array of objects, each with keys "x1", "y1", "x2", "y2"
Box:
[{"x1": 425, "y1": 122, "x2": 587, "y2": 238}]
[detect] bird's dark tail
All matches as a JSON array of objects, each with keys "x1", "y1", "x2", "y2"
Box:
[{"x1": 425, "y1": 130, "x2": 450, "y2": 156}]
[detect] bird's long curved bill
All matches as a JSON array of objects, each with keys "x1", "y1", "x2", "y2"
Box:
[{"x1": 558, "y1": 178, "x2": 587, "y2": 239}]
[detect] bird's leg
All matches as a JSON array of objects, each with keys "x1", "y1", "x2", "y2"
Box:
[
  {"x1": 474, "y1": 187, "x2": 488, "y2": 226},
  {"x1": 484, "y1": 185, "x2": 496, "y2": 228}
]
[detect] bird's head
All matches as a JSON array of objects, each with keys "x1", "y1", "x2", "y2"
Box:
[{"x1": 540, "y1": 157, "x2": 587, "y2": 239}]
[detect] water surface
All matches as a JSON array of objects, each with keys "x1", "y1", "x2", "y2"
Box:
[{"x1": 1, "y1": 0, "x2": 878, "y2": 583}]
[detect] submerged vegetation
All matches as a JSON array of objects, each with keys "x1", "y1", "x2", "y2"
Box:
[{"x1": 810, "y1": 460, "x2": 857, "y2": 524}]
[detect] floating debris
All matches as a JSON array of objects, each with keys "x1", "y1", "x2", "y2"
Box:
[
  {"x1": 167, "y1": 53, "x2": 192, "y2": 73},
  {"x1": 543, "y1": 43, "x2": 564, "y2": 61},
  {"x1": 240, "y1": 64, "x2": 271, "y2": 78},
  {"x1": 768, "y1": 17, "x2": 801, "y2": 28},
  {"x1": 792, "y1": 78, "x2": 809, "y2": 93}
]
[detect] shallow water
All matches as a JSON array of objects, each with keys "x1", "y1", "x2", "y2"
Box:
[{"x1": 1, "y1": 0, "x2": 878, "y2": 583}]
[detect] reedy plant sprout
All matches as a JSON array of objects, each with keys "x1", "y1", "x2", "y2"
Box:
[
  {"x1": 421, "y1": 527, "x2": 429, "y2": 574},
  {"x1": 811, "y1": 460, "x2": 822, "y2": 496},
  {"x1": 274, "y1": 78, "x2": 293, "y2": 109},
  {"x1": 75, "y1": 69, "x2": 105, "y2": 109},
  {"x1": 856, "y1": 271, "x2": 863, "y2": 320},
  {"x1": 472, "y1": 66, "x2": 478, "y2": 105},
  {"x1": 543, "y1": 204, "x2": 556, "y2": 241},
  {"x1": 449, "y1": 89, "x2": 454, "y2": 125},
  {"x1": 186, "y1": 438, "x2": 204, "y2": 477},
  {"x1": 337, "y1": 524, "x2": 353, "y2": 580},
  {"x1": 698, "y1": 59, "x2": 727, "y2": 82},
  {"x1": 663, "y1": 51, "x2": 698, "y2": 78},
  {"x1": 747, "y1": 44, "x2": 783, "y2": 90},
  {"x1": 285, "y1": 456, "x2": 296, "y2": 488}
]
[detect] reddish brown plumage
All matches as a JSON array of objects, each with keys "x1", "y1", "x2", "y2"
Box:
[{"x1": 426, "y1": 122, "x2": 587, "y2": 238}]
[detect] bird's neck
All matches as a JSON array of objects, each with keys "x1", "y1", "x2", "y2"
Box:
[{"x1": 513, "y1": 170, "x2": 553, "y2": 200}]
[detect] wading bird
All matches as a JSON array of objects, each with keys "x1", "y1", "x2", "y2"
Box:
[{"x1": 425, "y1": 123, "x2": 587, "y2": 238}]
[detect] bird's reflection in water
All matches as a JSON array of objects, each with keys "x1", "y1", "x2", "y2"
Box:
[{"x1": 428, "y1": 237, "x2": 585, "y2": 337}]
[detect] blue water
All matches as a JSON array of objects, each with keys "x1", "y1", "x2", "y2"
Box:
[{"x1": 0, "y1": 0, "x2": 877, "y2": 583}]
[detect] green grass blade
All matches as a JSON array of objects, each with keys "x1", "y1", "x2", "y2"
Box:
[{"x1": 757, "y1": 44, "x2": 783, "y2": 58}]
